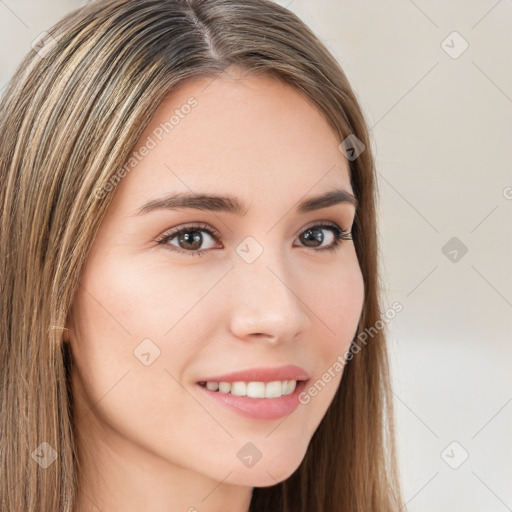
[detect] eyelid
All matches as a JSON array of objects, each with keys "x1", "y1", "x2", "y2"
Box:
[
  {"x1": 157, "y1": 222, "x2": 221, "y2": 242},
  {"x1": 157, "y1": 219, "x2": 350, "y2": 239},
  {"x1": 300, "y1": 219, "x2": 343, "y2": 233}
]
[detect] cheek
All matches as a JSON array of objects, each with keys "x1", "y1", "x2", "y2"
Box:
[
  {"x1": 297, "y1": 252, "x2": 364, "y2": 413},
  {"x1": 67, "y1": 252, "x2": 225, "y2": 422},
  {"x1": 68, "y1": 258, "x2": 210, "y2": 466},
  {"x1": 306, "y1": 250, "x2": 365, "y2": 350},
  {"x1": 73, "y1": 248, "x2": 223, "y2": 343}
]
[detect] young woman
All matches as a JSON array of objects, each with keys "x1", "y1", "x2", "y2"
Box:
[{"x1": 0, "y1": 1, "x2": 405, "y2": 510}]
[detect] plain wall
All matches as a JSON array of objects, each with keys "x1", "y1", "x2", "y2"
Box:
[{"x1": 1, "y1": 1, "x2": 511, "y2": 510}]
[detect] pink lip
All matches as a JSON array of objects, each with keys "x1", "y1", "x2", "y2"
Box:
[
  {"x1": 196, "y1": 379, "x2": 309, "y2": 420},
  {"x1": 197, "y1": 364, "x2": 310, "y2": 384}
]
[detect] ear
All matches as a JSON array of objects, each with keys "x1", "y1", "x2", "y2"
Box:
[{"x1": 62, "y1": 327, "x2": 72, "y2": 343}]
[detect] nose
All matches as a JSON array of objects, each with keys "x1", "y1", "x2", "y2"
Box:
[{"x1": 227, "y1": 251, "x2": 311, "y2": 344}]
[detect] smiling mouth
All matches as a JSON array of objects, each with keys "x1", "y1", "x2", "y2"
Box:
[{"x1": 197, "y1": 379, "x2": 305, "y2": 398}]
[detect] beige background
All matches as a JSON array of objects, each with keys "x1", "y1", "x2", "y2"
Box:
[{"x1": 1, "y1": 0, "x2": 511, "y2": 510}]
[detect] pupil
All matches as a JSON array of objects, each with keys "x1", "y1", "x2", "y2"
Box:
[
  {"x1": 302, "y1": 228, "x2": 323, "y2": 247},
  {"x1": 180, "y1": 231, "x2": 202, "y2": 250}
]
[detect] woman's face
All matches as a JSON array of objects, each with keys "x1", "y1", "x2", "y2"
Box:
[{"x1": 67, "y1": 68, "x2": 364, "y2": 501}]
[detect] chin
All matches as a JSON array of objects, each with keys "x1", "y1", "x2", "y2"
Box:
[{"x1": 226, "y1": 451, "x2": 305, "y2": 488}]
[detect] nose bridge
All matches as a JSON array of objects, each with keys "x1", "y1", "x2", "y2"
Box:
[{"x1": 227, "y1": 239, "x2": 311, "y2": 341}]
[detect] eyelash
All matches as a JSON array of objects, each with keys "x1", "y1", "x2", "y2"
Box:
[{"x1": 155, "y1": 221, "x2": 353, "y2": 257}]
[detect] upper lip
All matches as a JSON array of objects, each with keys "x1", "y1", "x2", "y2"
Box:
[{"x1": 198, "y1": 364, "x2": 310, "y2": 383}]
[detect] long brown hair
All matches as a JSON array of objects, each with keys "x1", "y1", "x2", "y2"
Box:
[{"x1": 0, "y1": 0, "x2": 405, "y2": 510}]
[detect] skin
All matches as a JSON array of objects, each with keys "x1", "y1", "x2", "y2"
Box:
[{"x1": 67, "y1": 67, "x2": 365, "y2": 512}]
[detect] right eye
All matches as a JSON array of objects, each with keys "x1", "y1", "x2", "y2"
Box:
[{"x1": 155, "y1": 223, "x2": 222, "y2": 256}]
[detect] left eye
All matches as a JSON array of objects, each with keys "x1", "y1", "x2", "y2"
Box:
[{"x1": 156, "y1": 222, "x2": 352, "y2": 256}]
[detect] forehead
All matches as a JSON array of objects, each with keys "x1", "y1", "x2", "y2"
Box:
[{"x1": 112, "y1": 70, "x2": 352, "y2": 209}]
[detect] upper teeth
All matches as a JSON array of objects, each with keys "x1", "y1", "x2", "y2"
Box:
[{"x1": 204, "y1": 380, "x2": 297, "y2": 398}]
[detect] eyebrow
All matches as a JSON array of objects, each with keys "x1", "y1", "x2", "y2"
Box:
[{"x1": 133, "y1": 188, "x2": 358, "y2": 217}]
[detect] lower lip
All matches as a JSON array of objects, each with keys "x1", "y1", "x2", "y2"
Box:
[{"x1": 196, "y1": 380, "x2": 308, "y2": 421}]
